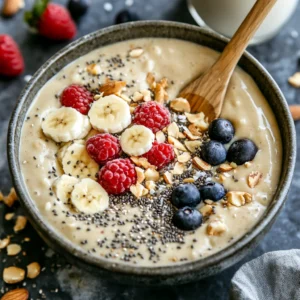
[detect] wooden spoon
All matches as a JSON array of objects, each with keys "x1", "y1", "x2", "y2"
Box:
[{"x1": 179, "y1": 0, "x2": 277, "y2": 120}]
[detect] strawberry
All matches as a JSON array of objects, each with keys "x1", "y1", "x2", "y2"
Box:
[
  {"x1": 25, "y1": 0, "x2": 77, "y2": 41},
  {"x1": 0, "y1": 34, "x2": 24, "y2": 77}
]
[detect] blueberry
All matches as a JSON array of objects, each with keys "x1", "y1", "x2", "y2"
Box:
[
  {"x1": 199, "y1": 182, "x2": 226, "y2": 201},
  {"x1": 200, "y1": 140, "x2": 227, "y2": 166},
  {"x1": 227, "y1": 138, "x2": 258, "y2": 165},
  {"x1": 68, "y1": 0, "x2": 90, "y2": 19},
  {"x1": 171, "y1": 184, "x2": 201, "y2": 208},
  {"x1": 208, "y1": 118, "x2": 235, "y2": 144},
  {"x1": 172, "y1": 207, "x2": 202, "y2": 231},
  {"x1": 115, "y1": 10, "x2": 140, "y2": 24}
]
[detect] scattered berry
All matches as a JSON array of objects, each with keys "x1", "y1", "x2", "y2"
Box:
[
  {"x1": 68, "y1": 0, "x2": 90, "y2": 19},
  {"x1": 143, "y1": 141, "x2": 175, "y2": 169},
  {"x1": 25, "y1": 1, "x2": 76, "y2": 41},
  {"x1": 208, "y1": 118, "x2": 235, "y2": 144},
  {"x1": 199, "y1": 182, "x2": 226, "y2": 202},
  {"x1": 133, "y1": 102, "x2": 171, "y2": 133},
  {"x1": 172, "y1": 207, "x2": 202, "y2": 231},
  {"x1": 227, "y1": 138, "x2": 258, "y2": 165},
  {"x1": 201, "y1": 140, "x2": 227, "y2": 166},
  {"x1": 86, "y1": 134, "x2": 121, "y2": 165},
  {"x1": 0, "y1": 34, "x2": 24, "y2": 77},
  {"x1": 171, "y1": 184, "x2": 201, "y2": 208},
  {"x1": 60, "y1": 84, "x2": 93, "y2": 115},
  {"x1": 115, "y1": 10, "x2": 139, "y2": 24},
  {"x1": 98, "y1": 158, "x2": 137, "y2": 195}
]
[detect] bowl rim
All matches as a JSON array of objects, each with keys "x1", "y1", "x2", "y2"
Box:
[{"x1": 7, "y1": 20, "x2": 296, "y2": 277}]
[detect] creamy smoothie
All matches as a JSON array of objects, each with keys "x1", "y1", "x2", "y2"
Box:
[{"x1": 20, "y1": 38, "x2": 281, "y2": 267}]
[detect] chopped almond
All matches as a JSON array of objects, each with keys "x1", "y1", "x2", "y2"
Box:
[
  {"x1": 144, "y1": 168, "x2": 160, "y2": 182},
  {"x1": 183, "y1": 178, "x2": 195, "y2": 183},
  {"x1": 135, "y1": 167, "x2": 145, "y2": 184},
  {"x1": 119, "y1": 93, "x2": 131, "y2": 103},
  {"x1": 14, "y1": 216, "x2": 27, "y2": 233},
  {"x1": 141, "y1": 89, "x2": 152, "y2": 102},
  {"x1": 227, "y1": 191, "x2": 252, "y2": 207},
  {"x1": 145, "y1": 181, "x2": 156, "y2": 191},
  {"x1": 185, "y1": 112, "x2": 205, "y2": 123},
  {"x1": 4, "y1": 188, "x2": 18, "y2": 207},
  {"x1": 130, "y1": 183, "x2": 148, "y2": 198},
  {"x1": 99, "y1": 81, "x2": 126, "y2": 96},
  {"x1": 200, "y1": 205, "x2": 213, "y2": 217},
  {"x1": 247, "y1": 171, "x2": 262, "y2": 188},
  {"x1": 7, "y1": 244, "x2": 21, "y2": 256},
  {"x1": 5, "y1": 213, "x2": 15, "y2": 221},
  {"x1": 155, "y1": 131, "x2": 166, "y2": 143},
  {"x1": 132, "y1": 91, "x2": 144, "y2": 102},
  {"x1": 207, "y1": 220, "x2": 227, "y2": 236},
  {"x1": 130, "y1": 156, "x2": 153, "y2": 169},
  {"x1": 192, "y1": 157, "x2": 212, "y2": 171},
  {"x1": 218, "y1": 163, "x2": 233, "y2": 172},
  {"x1": 86, "y1": 63, "x2": 101, "y2": 75},
  {"x1": 163, "y1": 171, "x2": 173, "y2": 184}
]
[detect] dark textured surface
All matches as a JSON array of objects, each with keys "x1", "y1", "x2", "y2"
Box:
[{"x1": 1, "y1": 0, "x2": 300, "y2": 299}]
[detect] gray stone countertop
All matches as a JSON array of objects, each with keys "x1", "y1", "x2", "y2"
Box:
[{"x1": 0, "y1": 0, "x2": 300, "y2": 299}]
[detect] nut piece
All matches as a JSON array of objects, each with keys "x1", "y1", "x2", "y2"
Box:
[
  {"x1": 3, "y1": 267, "x2": 25, "y2": 284},
  {"x1": 171, "y1": 162, "x2": 186, "y2": 175},
  {"x1": 154, "y1": 83, "x2": 165, "y2": 104},
  {"x1": 227, "y1": 191, "x2": 253, "y2": 207},
  {"x1": 167, "y1": 122, "x2": 179, "y2": 138},
  {"x1": 289, "y1": 105, "x2": 300, "y2": 121},
  {"x1": 163, "y1": 171, "x2": 173, "y2": 184},
  {"x1": 207, "y1": 220, "x2": 227, "y2": 236},
  {"x1": 244, "y1": 162, "x2": 252, "y2": 168},
  {"x1": 130, "y1": 156, "x2": 153, "y2": 169},
  {"x1": 130, "y1": 183, "x2": 148, "y2": 198},
  {"x1": 146, "y1": 72, "x2": 156, "y2": 90},
  {"x1": 192, "y1": 157, "x2": 212, "y2": 171},
  {"x1": 288, "y1": 72, "x2": 300, "y2": 88},
  {"x1": 119, "y1": 93, "x2": 131, "y2": 103},
  {"x1": 177, "y1": 152, "x2": 191, "y2": 163},
  {"x1": 99, "y1": 81, "x2": 126, "y2": 96},
  {"x1": 247, "y1": 171, "x2": 262, "y2": 188},
  {"x1": 26, "y1": 262, "x2": 41, "y2": 279},
  {"x1": 2, "y1": 0, "x2": 24, "y2": 17},
  {"x1": 188, "y1": 124, "x2": 202, "y2": 136},
  {"x1": 183, "y1": 178, "x2": 195, "y2": 183},
  {"x1": 135, "y1": 167, "x2": 145, "y2": 184},
  {"x1": 183, "y1": 127, "x2": 201, "y2": 140},
  {"x1": 0, "y1": 237, "x2": 10, "y2": 249},
  {"x1": 159, "y1": 77, "x2": 168, "y2": 89},
  {"x1": 129, "y1": 47, "x2": 144, "y2": 58},
  {"x1": 86, "y1": 63, "x2": 101, "y2": 75},
  {"x1": 132, "y1": 91, "x2": 144, "y2": 102},
  {"x1": 145, "y1": 180, "x2": 156, "y2": 191},
  {"x1": 7, "y1": 244, "x2": 21, "y2": 256},
  {"x1": 144, "y1": 168, "x2": 160, "y2": 182},
  {"x1": 155, "y1": 131, "x2": 166, "y2": 143},
  {"x1": 168, "y1": 136, "x2": 187, "y2": 151},
  {"x1": 14, "y1": 216, "x2": 27, "y2": 233},
  {"x1": 170, "y1": 98, "x2": 191, "y2": 113},
  {"x1": 218, "y1": 163, "x2": 233, "y2": 172},
  {"x1": 200, "y1": 205, "x2": 214, "y2": 217},
  {"x1": 185, "y1": 112, "x2": 205, "y2": 123},
  {"x1": 5, "y1": 213, "x2": 14, "y2": 221},
  {"x1": 4, "y1": 188, "x2": 18, "y2": 207},
  {"x1": 1, "y1": 288, "x2": 29, "y2": 300},
  {"x1": 184, "y1": 140, "x2": 201, "y2": 153}
]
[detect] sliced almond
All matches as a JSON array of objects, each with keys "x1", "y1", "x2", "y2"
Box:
[
  {"x1": 192, "y1": 157, "x2": 212, "y2": 171},
  {"x1": 130, "y1": 183, "x2": 148, "y2": 198},
  {"x1": 167, "y1": 122, "x2": 179, "y2": 138},
  {"x1": 184, "y1": 112, "x2": 205, "y2": 122},
  {"x1": 3, "y1": 267, "x2": 25, "y2": 284},
  {"x1": 86, "y1": 63, "x2": 101, "y2": 75},
  {"x1": 135, "y1": 167, "x2": 145, "y2": 184},
  {"x1": 14, "y1": 216, "x2": 27, "y2": 233},
  {"x1": 119, "y1": 93, "x2": 131, "y2": 103},
  {"x1": 168, "y1": 136, "x2": 187, "y2": 151},
  {"x1": 173, "y1": 147, "x2": 180, "y2": 157},
  {"x1": 178, "y1": 132, "x2": 186, "y2": 139},
  {"x1": 200, "y1": 205, "x2": 213, "y2": 217},
  {"x1": 288, "y1": 72, "x2": 300, "y2": 88},
  {"x1": 183, "y1": 128, "x2": 201, "y2": 140},
  {"x1": 132, "y1": 91, "x2": 144, "y2": 102},
  {"x1": 1, "y1": 288, "x2": 29, "y2": 300},
  {"x1": 4, "y1": 188, "x2": 18, "y2": 207},
  {"x1": 141, "y1": 89, "x2": 152, "y2": 102},
  {"x1": 207, "y1": 220, "x2": 227, "y2": 236},
  {"x1": 99, "y1": 81, "x2": 126, "y2": 96},
  {"x1": 218, "y1": 163, "x2": 233, "y2": 172},
  {"x1": 184, "y1": 140, "x2": 201, "y2": 153},
  {"x1": 170, "y1": 98, "x2": 191, "y2": 113},
  {"x1": 130, "y1": 156, "x2": 153, "y2": 169},
  {"x1": 26, "y1": 262, "x2": 41, "y2": 279},
  {"x1": 2, "y1": 0, "x2": 24, "y2": 17},
  {"x1": 129, "y1": 48, "x2": 144, "y2": 58},
  {"x1": 155, "y1": 131, "x2": 166, "y2": 143},
  {"x1": 227, "y1": 191, "x2": 253, "y2": 207},
  {"x1": 144, "y1": 168, "x2": 160, "y2": 182},
  {"x1": 171, "y1": 162, "x2": 186, "y2": 175},
  {"x1": 154, "y1": 83, "x2": 165, "y2": 104},
  {"x1": 177, "y1": 152, "x2": 191, "y2": 163},
  {"x1": 145, "y1": 180, "x2": 156, "y2": 191},
  {"x1": 5, "y1": 213, "x2": 15, "y2": 221},
  {"x1": 163, "y1": 171, "x2": 173, "y2": 184},
  {"x1": 247, "y1": 171, "x2": 262, "y2": 188},
  {"x1": 183, "y1": 178, "x2": 195, "y2": 183},
  {"x1": 146, "y1": 72, "x2": 156, "y2": 89},
  {"x1": 0, "y1": 237, "x2": 10, "y2": 249}
]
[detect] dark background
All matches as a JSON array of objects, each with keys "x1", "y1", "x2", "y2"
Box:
[{"x1": 1, "y1": 0, "x2": 300, "y2": 299}]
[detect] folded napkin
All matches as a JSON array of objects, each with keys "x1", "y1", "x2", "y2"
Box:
[{"x1": 230, "y1": 250, "x2": 300, "y2": 300}]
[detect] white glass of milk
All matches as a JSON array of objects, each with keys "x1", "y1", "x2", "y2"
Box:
[{"x1": 188, "y1": 0, "x2": 299, "y2": 45}]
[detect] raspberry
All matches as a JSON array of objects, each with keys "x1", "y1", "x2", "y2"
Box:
[
  {"x1": 61, "y1": 84, "x2": 93, "y2": 115},
  {"x1": 133, "y1": 102, "x2": 171, "y2": 133},
  {"x1": 98, "y1": 159, "x2": 137, "y2": 195},
  {"x1": 86, "y1": 134, "x2": 121, "y2": 165},
  {"x1": 143, "y1": 142, "x2": 175, "y2": 169}
]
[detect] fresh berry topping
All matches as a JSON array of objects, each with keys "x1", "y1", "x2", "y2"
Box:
[
  {"x1": 172, "y1": 207, "x2": 202, "y2": 231},
  {"x1": 208, "y1": 118, "x2": 235, "y2": 144},
  {"x1": 86, "y1": 134, "x2": 121, "y2": 165},
  {"x1": 171, "y1": 184, "x2": 201, "y2": 208},
  {"x1": 199, "y1": 182, "x2": 226, "y2": 202},
  {"x1": 0, "y1": 35, "x2": 24, "y2": 77},
  {"x1": 60, "y1": 84, "x2": 93, "y2": 115},
  {"x1": 68, "y1": 0, "x2": 90, "y2": 19},
  {"x1": 115, "y1": 10, "x2": 139, "y2": 24},
  {"x1": 201, "y1": 140, "x2": 227, "y2": 166},
  {"x1": 227, "y1": 138, "x2": 258, "y2": 165},
  {"x1": 142, "y1": 141, "x2": 175, "y2": 169},
  {"x1": 25, "y1": 1, "x2": 76, "y2": 41},
  {"x1": 133, "y1": 102, "x2": 171, "y2": 133},
  {"x1": 98, "y1": 158, "x2": 137, "y2": 195}
]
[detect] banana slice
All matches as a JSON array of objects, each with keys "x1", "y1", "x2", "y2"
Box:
[
  {"x1": 42, "y1": 107, "x2": 91, "y2": 143},
  {"x1": 88, "y1": 95, "x2": 131, "y2": 133},
  {"x1": 71, "y1": 178, "x2": 109, "y2": 214},
  {"x1": 120, "y1": 125, "x2": 154, "y2": 156},
  {"x1": 62, "y1": 143, "x2": 99, "y2": 180},
  {"x1": 52, "y1": 175, "x2": 79, "y2": 203},
  {"x1": 56, "y1": 140, "x2": 85, "y2": 165}
]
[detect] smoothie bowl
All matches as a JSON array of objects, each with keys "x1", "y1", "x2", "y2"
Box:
[{"x1": 8, "y1": 21, "x2": 296, "y2": 285}]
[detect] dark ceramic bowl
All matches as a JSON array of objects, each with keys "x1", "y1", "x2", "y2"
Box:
[{"x1": 7, "y1": 21, "x2": 296, "y2": 285}]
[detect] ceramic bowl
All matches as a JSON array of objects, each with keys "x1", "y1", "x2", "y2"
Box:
[{"x1": 7, "y1": 21, "x2": 296, "y2": 285}]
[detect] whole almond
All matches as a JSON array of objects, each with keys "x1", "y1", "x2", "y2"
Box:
[
  {"x1": 2, "y1": 0, "x2": 23, "y2": 17},
  {"x1": 1, "y1": 288, "x2": 29, "y2": 300}
]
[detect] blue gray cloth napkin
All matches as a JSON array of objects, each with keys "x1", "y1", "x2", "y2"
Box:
[{"x1": 230, "y1": 250, "x2": 300, "y2": 300}]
